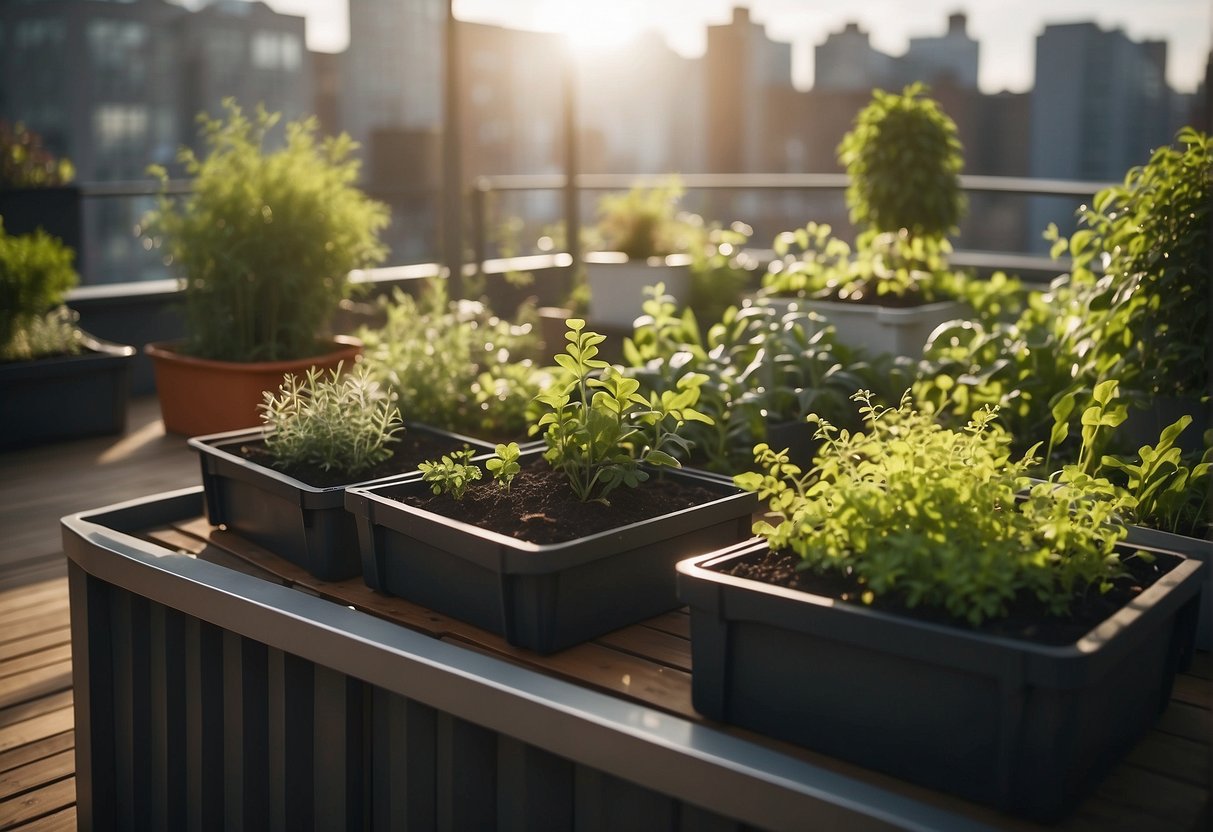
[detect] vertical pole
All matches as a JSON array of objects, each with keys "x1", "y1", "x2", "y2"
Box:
[
  {"x1": 562, "y1": 47, "x2": 580, "y2": 300},
  {"x1": 442, "y1": 0, "x2": 463, "y2": 298},
  {"x1": 471, "y1": 179, "x2": 487, "y2": 279}
]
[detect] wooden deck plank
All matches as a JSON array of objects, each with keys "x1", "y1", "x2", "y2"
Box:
[
  {"x1": 0, "y1": 664, "x2": 72, "y2": 713},
  {"x1": 0, "y1": 606, "x2": 68, "y2": 640},
  {"x1": 0, "y1": 750, "x2": 73, "y2": 802},
  {"x1": 7, "y1": 805, "x2": 75, "y2": 832},
  {"x1": 0, "y1": 692, "x2": 72, "y2": 732},
  {"x1": 0, "y1": 615, "x2": 73, "y2": 650},
  {"x1": 0, "y1": 632, "x2": 70, "y2": 668},
  {"x1": 0, "y1": 647, "x2": 71, "y2": 684},
  {"x1": 1172, "y1": 672, "x2": 1211, "y2": 710},
  {"x1": 0, "y1": 777, "x2": 75, "y2": 829},
  {"x1": 0, "y1": 706, "x2": 74, "y2": 755},
  {"x1": 0, "y1": 733, "x2": 73, "y2": 778},
  {"x1": 0, "y1": 584, "x2": 68, "y2": 617}
]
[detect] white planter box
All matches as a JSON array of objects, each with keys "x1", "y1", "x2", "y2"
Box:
[
  {"x1": 585, "y1": 253, "x2": 692, "y2": 329},
  {"x1": 757, "y1": 295, "x2": 968, "y2": 359}
]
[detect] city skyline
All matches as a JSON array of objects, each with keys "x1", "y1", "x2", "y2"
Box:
[{"x1": 251, "y1": 0, "x2": 1211, "y2": 93}]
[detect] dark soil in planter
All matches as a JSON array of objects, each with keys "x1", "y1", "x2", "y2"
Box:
[
  {"x1": 401, "y1": 459, "x2": 723, "y2": 545},
  {"x1": 236, "y1": 432, "x2": 478, "y2": 488},
  {"x1": 718, "y1": 548, "x2": 1180, "y2": 646}
]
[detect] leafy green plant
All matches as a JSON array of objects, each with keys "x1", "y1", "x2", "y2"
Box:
[
  {"x1": 0, "y1": 121, "x2": 74, "y2": 188},
  {"x1": 419, "y1": 449, "x2": 483, "y2": 499},
  {"x1": 142, "y1": 99, "x2": 389, "y2": 362},
  {"x1": 535, "y1": 318, "x2": 712, "y2": 503},
  {"x1": 737, "y1": 390, "x2": 1132, "y2": 626},
  {"x1": 1048, "y1": 380, "x2": 1211, "y2": 539},
  {"x1": 260, "y1": 363, "x2": 402, "y2": 476},
  {"x1": 357, "y1": 279, "x2": 547, "y2": 440},
  {"x1": 837, "y1": 83, "x2": 965, "y2": 239},
  {"x1": 914, "y1": 265, "x2": 1137, "y2": 458},
  {"x1": 624, "y1": 284, "x2": 897, "y2": 474},
  {"x1": 485, "y1": 442, "x2": 522, "y2": 492},
  {"x1": 1046, "y1": 127, "x2": 1210, "y2": 399},
  {"x1": 0, "y1": 219, "x2": 81, "y2": 360},
  {"x1": 762, "y1": 222, "x2": 965, "y2": 303},
  {"x1": 594, "y1": 177, "x2": 692, "y2": 260}
]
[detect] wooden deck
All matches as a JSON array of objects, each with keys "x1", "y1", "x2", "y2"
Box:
[
  {"x1": 0, "y1": 397, "x2": 199, "y2": 831},
  {"x1": 2, "y1": 397, "x2": 1212, "y2": 830}
]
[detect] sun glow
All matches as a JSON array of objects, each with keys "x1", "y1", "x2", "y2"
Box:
[{"x1": 540, "y1": 2, "x2": 643, "y2": 52}]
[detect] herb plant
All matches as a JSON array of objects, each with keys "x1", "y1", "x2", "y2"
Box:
[
  {"x1": 737, "y1": 390, "x2": 1132, "y2": 626},
  {"x1": 419, "y1": 449, "x2": 483, "y2": 499},
  {"x1": 1046, "y1": 127, "x2": 1210, "y2": 399},
  {"x1": 358, "y1": 280, "x2": 547, "y2": 440},
  {"x1": 0, "y1": 219, "x2": 81, "y2": 360},
  {"x1": 625, "y1": 284, "x2": 902, "y2": 474},
  {"x1": 536, "y1": 318, "x2": 712, "y2": 503},
  {"x1": 143, "y1": 99, "x2": 389, "y2": 362},
  {"x1": 485, "y1": 442, "x2": 521, "y2": 492},
  {"x1": 1048, "y1": 380, "x2": 1211, "y2": 539},
  {"x1": 260, "y1": 363, "x2": 402, "y2": 477}
]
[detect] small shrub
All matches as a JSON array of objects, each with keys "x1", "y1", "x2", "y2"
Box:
[
  {"x1": 0, "y1": 219, "x2": 80, "y2": 360},
  {"x1": 143, "y1": 100, "x2": 389, "y2": 362},
  {"x1": 260, "y1": 363, "x2": 402, "y2": 477},
  {"x1": 0, "y1": 121, "x2": 74, "y2": 188}
]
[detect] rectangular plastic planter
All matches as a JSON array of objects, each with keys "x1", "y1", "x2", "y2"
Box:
[
  {"x1": 0, "y1": 335, "x2": 134, "y2": 450},
  {"x1": 757, "y1": 295, "x2": 966, "y2": 359},
  {"x1": 190, "y1": 424, "x2": 495, "y2": 582},
  {"x1": 347, "y1": 454, "x2": 758, "y2": 653},
  {"x1": 1126, "y1": 524, "x2": 1212, "y2": 651},
  {"x1": 676, "y1": 539, "x2": 1203, "y2": 822}
]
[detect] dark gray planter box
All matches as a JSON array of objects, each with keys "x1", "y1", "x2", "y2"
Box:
[
  {"x1": 1126, "y1": 524, "x2": 1212, "y2": 651},
  {"x1": 347, "y1": 451, "x2": 758, "y2": 653},
  {"x1": 0, "y1": 335, "x2": 134, "y2": 450},
  {"x1": 190, "y1": 424, "x2": 495, "y2": 582},
  {"x1": 676, "y1": 539, "x2": 1203, "y2": 822}
]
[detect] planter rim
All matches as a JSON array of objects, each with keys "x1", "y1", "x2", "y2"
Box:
[
  {"x1": 754, "y1": 293, "x2": 966, "y2": 318},
  {"x1": 348, "y1": 450, "x2": 757, "y2": 568},
  {"x1": 677, "y1": 538, "x2": 1203, "y2": 660},
  {"x1": 145, "y1": 334, "x2": 362, "y2": 374},
  {"x1": 584, "y1": 250, "x2": 693, "y2": 267},
  {"x1": 1, "y1": 331, "x2": 135, "y2": 371},
  {"x1": 189, "y1": 422, "x2": 498, "y2": 504}
]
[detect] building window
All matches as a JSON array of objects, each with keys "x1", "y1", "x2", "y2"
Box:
[
  {"x1": 88, "y1": 19, "x2": 148, "y2": 95},
  {"x1": 252, "y1": 31, "x2": 302, "y2": 71},
  {"x1": 15, "y1": 19, "x2": 65, "y2": 49}
]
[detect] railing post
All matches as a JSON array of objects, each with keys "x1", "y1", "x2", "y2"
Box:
[
  {"x1": 442, "y1": 0, "x2": 463, "y2": 299},
  {"x1": 471, "y1": 178, "x2": 488, "y2": 278},
  {"x1": 562, "y1": 49, "x2": 581, "y2": 299}
]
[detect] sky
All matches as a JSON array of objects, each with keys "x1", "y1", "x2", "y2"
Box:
[{"x1": 257, "y1": 0, "x2": 1211, "y2": 94}]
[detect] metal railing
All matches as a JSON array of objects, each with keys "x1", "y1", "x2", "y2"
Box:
[{"x1": 34, "y1": 171, "x2": 1116, "y2": 289}]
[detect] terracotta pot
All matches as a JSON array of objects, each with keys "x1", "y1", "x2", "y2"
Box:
[{"x1": 145, "y1": 336, "x2": 362, "y2": 436}]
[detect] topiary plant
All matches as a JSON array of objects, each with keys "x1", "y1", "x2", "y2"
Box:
[
  {"x1": 0, "y1": 218, "x2": 80, "y2": 360},
  {"x1": 142, "y1": 99, "x2": 389, "y2": 363},
  {"x1": 837, "y1": 83, "x2": 965, "y2": 240}
]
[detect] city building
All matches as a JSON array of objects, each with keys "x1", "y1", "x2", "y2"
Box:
[{"x1": 1028, "y1": 21, "x2": 1174, "y2": 249}]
